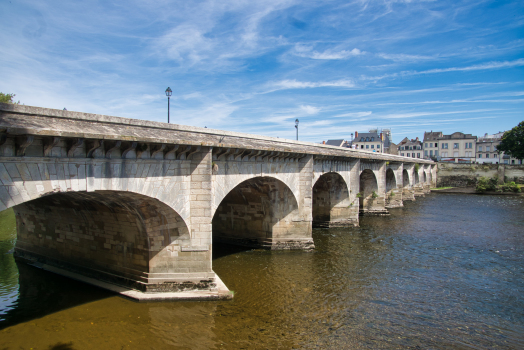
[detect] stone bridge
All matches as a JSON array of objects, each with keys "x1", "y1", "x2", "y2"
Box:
[{"x1": 0, "y1": 103, "x2": 435, "y2": 300}]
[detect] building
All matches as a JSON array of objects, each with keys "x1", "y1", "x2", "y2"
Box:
[
  {"x1": 438, "y1": 132, "x2": 476, "y2": 163},
  {"x1": 477, "y1": 132, "x2": 523, "y2": 164},
  {"x1": 398, "y1": 137, "x2": 423, "y2": 158},
  {"x1": 423, "y1": 131, "x2": 442, "y2": 160},
  {"x1": 350, "y1": 130, "x2": 392, "y2": 153}
]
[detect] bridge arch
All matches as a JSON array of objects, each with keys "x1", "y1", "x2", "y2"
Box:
[
  {"x1": 312, "y1": 172, "x2": 350, "y2": 227},
  {"x1": 414, "y1": 169, "x2": 420, "y2": 184},
  {"x1": 13, "y1": 190, "x2": 190, "y2": 289},
  {"x1": 402, "y1": 169, "x2": 410, "y2": 187},
  {"x1": 423, "y1": 170, "x2": 427, "y2": 183},
  {"x1": 359, "y1": 169, "x2": 378, "y2": 210},
  {"x1": 386, "y1": 168, "x2": 397, "y2": 192},
  {"x1": 212, "y1": 176, "x2": 300, "y2": 248}
]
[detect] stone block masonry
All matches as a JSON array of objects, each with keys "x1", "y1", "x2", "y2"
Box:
[{"x1": 0, "y1": 103, "x2": 434, "y2": 300}]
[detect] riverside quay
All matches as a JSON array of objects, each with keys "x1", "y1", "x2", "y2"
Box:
[{"x1": 0, "y1": 103, "x2": 435, "y2": 301}]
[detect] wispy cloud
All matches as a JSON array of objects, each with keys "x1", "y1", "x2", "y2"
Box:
[
  {"x1": 299, "y1": 105, "x2": 320, "y2": 114},
  {"x1": 270, "y1": 79, "x2": 355, "y2": 90},
  {"x1": 293, "y1": 44, "x2": 363, "y2": 60}
]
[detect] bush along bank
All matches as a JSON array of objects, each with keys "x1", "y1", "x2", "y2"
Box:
[{"x1": 475, "y1": 176, "x2": 521, "y2": 193}]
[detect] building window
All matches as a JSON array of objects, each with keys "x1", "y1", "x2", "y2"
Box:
[
  {"x1": 371, "y1": 137, "x2": 374, "y2": 141},
  {"x1": 371, "y1": 145, "x2": 374, "y2": 149},
  {"x1": 454, "y1": 151, "x2": 459, "y2": 157},
  {"x1": 377, "y1": 145, "x2": 380, "y2": 148},
  {"x1": 465, "y1": 142, "x2": 472, "y2": 149},
  {"x1": 435, "y1": 150, "x2": 438, "y2": 156},
  {"x1": 442, "y1": 143, "x2": 448, "y2": 149},
  {"x1": 479, "y1": 154, "x2": 482, "y2": 158},
  {"x1": 478, "y1": 146, "x2": 483, "y2": 151},
  {"x1": 435, "y1": 143, "x2": 438, "y2": 147},
  {"x1": 417, "y1": 153, "x2": 421, "y2": 158},
  {"x1": 486, "y1": 146, "x2": 490, "y2": 152},
  {"x1": 486, "y1": 154, "x2": 489, "y2": 158},
  {"x1": 366, "y1": 145, "x2": 369, "y2": 149},
  {"x1": 361, "y1": 145, "x2": 364, "y2": 149},
  {"x1": 425, "y1": 143, "x2": 428, "y2": 147},
  {"x1": 401, "y1": 153, "x2": 404, "y2": 156},
  {"x1": 412, "y1": 153, "x2": 415, "y2": 157},
  {"x1": 430, "y1": 150, "x2": 433, "y2": 156},
  {"x1": 453, "y1": 143, "x2": 459, "y2": 149},
  {"x1": 504, "y1": 160, "x2": 508, "y2": 164},
  {"x1": 425, "y1": 150, "x2": 428, "y2": 156}
]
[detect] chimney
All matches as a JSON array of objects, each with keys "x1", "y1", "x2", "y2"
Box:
[
  {"x1": 415, "y1": 137, "x2": 419, "y2": 141},
  {"x1": 380, "y1": 132, "x2": 383, "y2": 141},
  {"x1": 355, "y1": 131, "x2": 358, "y2": 138},
  {"x1": 322, "y1": 141, "x2": 325, "y2": 144}
]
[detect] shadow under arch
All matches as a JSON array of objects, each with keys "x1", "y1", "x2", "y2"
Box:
[
  {"x1": 13, "y1": 190, "x2": 190, "y2": 291},
  {"x1": 403, "y1": 169, "x2": 410, "y2": 187},
  {"x1": 414, "y1": 170, "x2": 420, "y2": 184},
  {"x1": 212, "y1": 176, "x2": 300, "y2": 249},
  {"x1": 386, "y1": 168, "x2": 397, "y2": 192},
  {"x1": 312, "y1": 172, "x2": 351, "y2": 227},
  {"x1": 423, "y1": 170, "x2": 427, "y2": 183},
  {"x1": 359, "y1": 169, "x2": 378, "y2": 210}
]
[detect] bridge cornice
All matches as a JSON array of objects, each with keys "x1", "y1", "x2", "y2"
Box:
[{"x1": 0, "y1": 103, "x2": 433, "y2": 164}]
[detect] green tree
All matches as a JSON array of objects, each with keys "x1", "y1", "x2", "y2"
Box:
[
  {"x1": 497, "y1": 121, "x2": 524, "y2": 160},
  {"x1": 0, "y1": 92, "x2": 19, "y2": 104}
]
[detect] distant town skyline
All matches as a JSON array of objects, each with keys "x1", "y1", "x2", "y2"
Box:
[{"x1": 0, "y1": 0, "x2": 522, "y2": 144}]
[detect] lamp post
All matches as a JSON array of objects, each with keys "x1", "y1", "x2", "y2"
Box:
[
  {"x1": 295, "y1": 119, "x2": 299, "y2": 140},
  {"x1": 165, "y1": 87, "x2": 172, "y2": 123}
]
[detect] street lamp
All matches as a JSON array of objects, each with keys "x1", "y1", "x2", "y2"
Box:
[
  {"x1": 295, "y1": 119, "x2": 299, "y2": 140},
  {"x1": 165, "y1": 87, "x2": 172, "y2": 123}
]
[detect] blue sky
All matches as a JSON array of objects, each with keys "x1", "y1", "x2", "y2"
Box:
[{"x1": 1, "y1": 0, "x2": 523, "y2": 144}]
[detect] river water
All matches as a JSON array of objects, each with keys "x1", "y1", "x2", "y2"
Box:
[{"x1": 0, "y1": 193, "x2": 523, "y2": 349}]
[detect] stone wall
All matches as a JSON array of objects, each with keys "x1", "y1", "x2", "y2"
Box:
[{"x1": 436, "y1": 163, "x2": 524, "y2": 187}]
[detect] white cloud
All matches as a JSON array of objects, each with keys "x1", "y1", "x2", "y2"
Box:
[
  {"x1": 271, "y1": 79, "x2": 355, "y2": 90},
  {"x1": 300, "y1": 105, "x2": 320, "y2": 114},
  {"x1": 332, "y1": 111, "x2": 373, "y2": 118},
  {"x1": 377, "y1": 53, "x2": 436, "y2": 62},
  {"x1": 293, "y1": 44, "x2": 363, "y2": 60}
]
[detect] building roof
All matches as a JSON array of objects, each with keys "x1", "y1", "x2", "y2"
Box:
[
  {"x1": 438, "y1": 132, "x2": 477, "y2": 140},
  {"x1": 354, "y1": 132, "x2": 392, "y2": 148},
  {"x1": 423, "y1": 131, "x2": 443, "y2": 141},
  {"x1": 325, "y1": 139, "x2": 345, "y2": 147}
]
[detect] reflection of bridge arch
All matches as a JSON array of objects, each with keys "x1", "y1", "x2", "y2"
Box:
[
  {"x1": 212, "y1": 176, "x2": 307, "y2": 249},
  {"x1": 14, "y1": 190, "x2": 191, "y2": 290},
  {"x1": 312, "y1": 172, "x2": 350, "y2": 227}
]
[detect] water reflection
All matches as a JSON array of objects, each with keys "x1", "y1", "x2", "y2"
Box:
[{"x1": 0, "y1": 194, "x2": 523, "y2": 349}]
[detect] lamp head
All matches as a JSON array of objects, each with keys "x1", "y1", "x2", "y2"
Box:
[{"x1": 165, "y1": 87, "x2": 172, "y2": 97}]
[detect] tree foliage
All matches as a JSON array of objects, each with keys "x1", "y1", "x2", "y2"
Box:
[
  {"x1": 0, "y1": 92, "x2": 19, "y2": 104},
  {"x1": 497, "y1": 121, "x2": 524, "y2": 160}
]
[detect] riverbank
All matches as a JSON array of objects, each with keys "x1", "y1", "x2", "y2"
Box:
[{"x1": 431, "y1": 186, "x2": 524, "y2": 195}]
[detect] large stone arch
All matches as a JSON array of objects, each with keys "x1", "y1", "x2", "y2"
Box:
[
  {"x1": 0, "y1": 160, "x2": 192, "y2": 233},
  {"x1": 13, "y1": 190, "x2": 194, "y2": 292},
  {"x1": 212, "y1": 176, "x2": 311, "y2": 249},
  {"x1": 312, "y1": 172, "x2": 352, "y2": 227}
]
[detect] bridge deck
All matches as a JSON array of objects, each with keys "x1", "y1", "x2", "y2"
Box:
[{"x1": 0, "y1": 103, "x2": 433, "y2": 164}]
